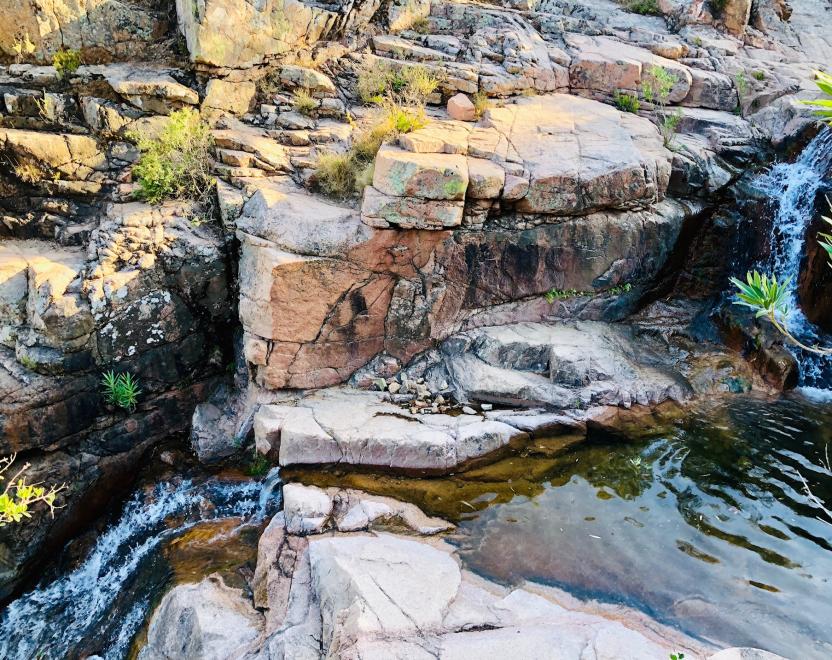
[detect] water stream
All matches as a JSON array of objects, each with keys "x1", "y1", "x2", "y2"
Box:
[
  {"x1": 0, "y1": 468, "x2": 281, "y2": 660},
  {"x1": 755, "y1": 128, "x2": 832, "y2": 390}
]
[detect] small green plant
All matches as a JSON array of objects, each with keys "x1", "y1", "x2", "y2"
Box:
[
  {"x1": 692, "y1": 36, "x2": 703, "y2": 47},
  {"x1": 730, "y1": 271, "x2": 832, "y2": 356},
  {"x1": 315, "y1": 101, "x2": 425, "y2": 198},
  {"x1": 101, "y1": 370, "x2": 142, "y2": 411},
  {"x1": 622, "y1": 0, "x2": 660, "y2": 15},
  {"x1": 659, "y1": 109, "x2": 682, "y2": 148},
  {"x1": 670, "y1": 654, "x2": 685, "y2": 660},
  {"x1": 0, "y1": 454, "x2": 65, "y2": 526},
  {"x1": 641, "y1": 66, "x2": 677, "y2": 106},
  {"x1": 473, "y1": 91, "x2": 491, "y2": 118},
  {"x1": 12, "y1": 160, "x2": 44, "y2": 184},
  {"x1": 545, "y1": 288, "x2": 588, "y2": 302},
  {"x1": 292, "y1": 88, "x2": 318, "y2": 116},
  {"x1": 641, "y1": 66, "x2": 682, "y2": 147},
  {"x1": 131, "y1": 108, "x2": 215, "y2": 207},
  {"x1": 398, "y1": 65, "x2": 439, "y2": 105},
  {"x1": 410, "y1": 16, "x2": 431, "y2": 34},
  {"x1": 608, "y1": 283, "x2": 633, "y2": 295},
  {"x1": 801, "y1": 70, "x2": 832, "y2": 124},
  {"x1": 314, "y1": 151, "x2": 357, "y2": 198},
  {"x1": 752, "y1": 70, "x2": 766, "y2": 81},
  {"x1": 52, "y1": 48, "x2": 81, "y2": 80},
  {"x1": 613, "y1": 90, "x2": 640, "y2": 113},
  {"x1": 734, "y1": 71, "x2": 749, "y2": 114},
  {"x1": 818, "y1": 210, "x2": 832, "y2": 266},
  {"x1": 356, "y1": 63, "x2": 439, "y2": 106},
  {"x1": 247, "y1": 452, "x2": 271, "y2": 477}
]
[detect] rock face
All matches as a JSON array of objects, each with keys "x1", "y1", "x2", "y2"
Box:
[
  {"x1": 439, "y1": 321, "x2": 692, "y2": 409},
  {"x1": 362, "y1": 95, "x2": 672, "y2": 223},
  {"x1": 0, "y1": 58, "x2": 235, "y2": 598},
  {"x1": 0, "y1": 0, "x2": 171, "y2": 62},
  {"x1": 237, "y1": 168, "x2": 686, "y2": 389},
  {"x1": 175, "y1": 0, "x2": 379, "y2": 68},
  {"x1": 246, "y1": 316, "x2": 754, "y2": 473}
]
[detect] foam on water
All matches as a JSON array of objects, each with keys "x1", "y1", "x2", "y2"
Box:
[{"x1": 0, "y1": 472, "x2": 280, "y2": 659}]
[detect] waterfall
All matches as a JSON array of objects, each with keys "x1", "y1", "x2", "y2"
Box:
[
  {"x1": 755, "y1": 128, "x2": 832, "y2": 390},
  {"x1": 0, "y1": 472, "x2": 281, "y2": 660}
]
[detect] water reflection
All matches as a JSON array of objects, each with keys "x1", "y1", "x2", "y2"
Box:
[{"x1": 452, "y1": 394, "x2": 832, "y2": 659}]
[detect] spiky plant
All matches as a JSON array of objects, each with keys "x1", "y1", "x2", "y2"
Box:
[
  {"x1": 101, "y1": 371, "x2": 142, "y2": 411},
  {"x1": 818, "y1": 209, "x2": 832, "y2": 268},
  {"x1": 730, "y1": 271, "x2": 832, "y2": 355}
]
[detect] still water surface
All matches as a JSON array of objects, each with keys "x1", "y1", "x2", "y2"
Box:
[{"x1": 449, "y1": 394, "x2": 832, "y2": 658}]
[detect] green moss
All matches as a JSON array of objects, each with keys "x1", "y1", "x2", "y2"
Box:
[{"x1": 443, "y1": 179, "x2": 466, "y2": 197}]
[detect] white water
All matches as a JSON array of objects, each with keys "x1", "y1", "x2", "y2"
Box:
[
  {"x1": 755, "y1": 129, "x2": 832, "y2": 387},
  {"x1": 0, "y1": 470, "x2": 281, "y2": 659}
]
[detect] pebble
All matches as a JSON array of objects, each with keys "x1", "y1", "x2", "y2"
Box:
[
  {"x1": 462, "y1": 406, "x2": 477, "y2": 415},
  {"x1": 481, "y1": 403, "x2": 493, "y2": 411},
  {"x1": 388, "y1": 382, "x2": 401, "y2": 394}
]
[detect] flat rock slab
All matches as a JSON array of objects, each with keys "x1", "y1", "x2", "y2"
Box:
[
  {"x1": 566, "y1": 34, "x2": 693, "y2": 103},
  {"x1": 442, "y1": 321, "x2": 693, "y2": 409},
  {"x1": 138, "y1": 574, "x2": 263, "y2": 660},
  {"x1": 255, "y1": 388, "x2": 528, "y2": 472},
  {"x1": 482, "y1": 95, "x2": 672, "y2": 214}
]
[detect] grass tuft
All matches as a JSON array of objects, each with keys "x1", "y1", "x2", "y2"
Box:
[{"x1": 292, "y1": 88, "x2": 318, "y2": 116}]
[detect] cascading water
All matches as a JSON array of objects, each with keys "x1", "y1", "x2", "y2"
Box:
[
  {"x1": 0, "y1": 468, "x2": 281, "y2": 660},
  {"x1": 755, "y1": 128, "x2": 832, "y2": 391}
]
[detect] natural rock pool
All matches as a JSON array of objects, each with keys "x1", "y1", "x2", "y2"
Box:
[
  {"x1": 290, "y1": 393, "x2": 832, "y2": 659},
  {"x1": 2, "y1": 394, "x2": 830, "y2": 658}
]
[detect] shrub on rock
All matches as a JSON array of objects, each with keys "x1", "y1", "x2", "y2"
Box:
[{"x1": 131, "y1": 108, "x2": 215, "y2": 206}]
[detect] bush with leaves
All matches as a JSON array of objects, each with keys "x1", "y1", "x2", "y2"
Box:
[
  {"x1": 730, "y1": 271, "x2": 832, "y2": 355},
  {"x1": 0, "y1": 454, "x2": 65, "y2": 526},
  {"x1": 613, "y1": 90, "x2": 640, "y2": 113},
  {"x1": 53, "y1": 49, "x2": 81, "y2": 80},
  {"x1": 131, "y1": 108, "x2": 215, "y2": 208},
  {"x1": 292, "y1": 89, "x2": 318, "y2": 116},
  {"x1": 356, "y1": 63, "x2": 439, "y2": 106},
  {"x1": 641, "y1": 66, "x2": 681, "y2": 147},
  {"x1": 621, "y1": 0, "x2": 660, "y2": 15},
  {"x1": 802, "y1": 70, "x2": 832, "y2": 123}
]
